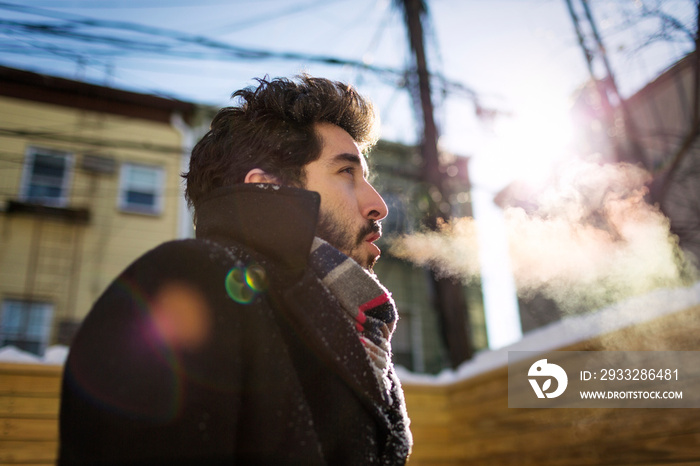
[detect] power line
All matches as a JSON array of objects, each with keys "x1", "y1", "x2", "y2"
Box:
[
  {"x1": 206, "y1": 0, "x2": 341, "y2": 35},
  {"x1": 0, "y1": 3, "x2": 403, "y2": 75},
  {"x1": 0, "y1": 2, "x2": 480, "y2": 104},
  {"x1": 27, "y1": 0, "x2": 280, "y2": 8}
]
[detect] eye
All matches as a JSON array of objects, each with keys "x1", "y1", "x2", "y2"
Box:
[{"x1": 339, "y1": 166, "x2": 355, "y2": 177}]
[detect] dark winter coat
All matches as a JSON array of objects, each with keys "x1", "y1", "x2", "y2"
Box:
[{"x1": 59, "y1": 184, "x2": 411, "y2": 465}]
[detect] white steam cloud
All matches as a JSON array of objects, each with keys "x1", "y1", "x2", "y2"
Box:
[{"x1": 390, "y1": 161, "x2": 698, "y2": 314}]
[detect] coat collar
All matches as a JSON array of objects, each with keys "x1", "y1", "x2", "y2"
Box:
[{"x1": 194, "y1": 184, "x2": 320, "y2": 277}]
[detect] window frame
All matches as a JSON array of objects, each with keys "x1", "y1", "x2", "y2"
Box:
[
  {"x1": 0, "y1": 299, "x2": 54, "y2": 357},
  {"x1": 19, "y1": 146, "x2": 74, "y2": 207},
  {"x1": 117, "y1": 162, "x2": 166, "y2": 215}
]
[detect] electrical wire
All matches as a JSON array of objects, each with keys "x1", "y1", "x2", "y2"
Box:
[
  {"x1": 205, "y1": 0, "x2": 345, "y2": 36},
  {"x1": 0, "y1": 1, "x2": 480, "y2": 104},
  {"x1": 0, "y1": 3, "x2": 404, "y2": 76}
]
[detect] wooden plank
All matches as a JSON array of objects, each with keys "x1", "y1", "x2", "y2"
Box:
[
  {"x1": 408, "y1": 451, "x2": 463, "y2": 464},
  {"x1": 448, "y1": 409, "x2": 700, "y2": 463},
  {"x1": 405, "y1": 409, "x2": 451, "y2": 427},
  {"x1": 0, "y1": 363, "x2": 63, "y2": 376},
  {"x1": 0, "y1": 440, "x2": 57, "y2": 464},
  {"x1": 409, "y1": 424, "x2": 452, "y2": 442},
  {"x1": 407, "y1": 392, "x2": 700, "y2": 463},
  {"x1": 0, "y1": 374, "x2": 62, "y2": 396},
  {"x1": 406, "y1": 457, "x2": 461, "y2": 466},
  {"x1": 483, "y1": 407, "x2": 700, "y2": 445},
  {"x1": 408, "y1": 435, "x2": 464, "y2": 463},
  {"x1": 404, "y1": 405, "x2": 451, "y2": 425},
  {"x1": 461, "y1": 446, "x2": 609, "y2": 466},
  {"x1": 591, "y1": 431, "x2": 700, "y2": 464},
  {"x1": 449, "y1": 370, "x2": 509, "y2": 406},
  {"x1": 0, "y1": 395, "x2": 59, "y2": 417},
  {"x1": 0, "y1": 418, "x2": 58, "y2": 441},
  {"x1": 404, "y1": 391, "x2": 451, "y2": 412},
  {"x1": 463, "y1": 431, "x2": 700, "y2": 465}
]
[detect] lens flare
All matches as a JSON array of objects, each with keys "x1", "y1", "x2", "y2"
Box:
[
  {"x1": 226, "y1": 264, "x2": 268, "y2": 304},
  {"x1": 245, "y1": 264, "x2": 268, "y2": 293},
  {"x1": 151, "y1": 283, "x2": 211, "y2": 350}
]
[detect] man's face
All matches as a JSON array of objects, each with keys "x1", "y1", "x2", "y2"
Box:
[{"x1": 303, "y1": 123, "x2": 388, "y2": 270}]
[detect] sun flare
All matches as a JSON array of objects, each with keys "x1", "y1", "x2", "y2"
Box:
[{"x1": 480, "y1": 87, "x2": 575, "y2": 190}]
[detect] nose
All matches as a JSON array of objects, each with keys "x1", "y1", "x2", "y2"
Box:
[{"x1": 360, "y1": 180, "x2": 388, "y2": 221}]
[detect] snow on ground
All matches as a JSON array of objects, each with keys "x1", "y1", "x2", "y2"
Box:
[
  {"x1": 0, "y1": 345, "x2": 68, "y2": 365},
  {"x1": 396, "y1": 281, "x2": 700, "y2": 386}
]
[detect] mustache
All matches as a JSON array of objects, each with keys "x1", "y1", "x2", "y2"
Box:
[{"x1": 356, "y1": 220, "x2": 382, "y2": 244}]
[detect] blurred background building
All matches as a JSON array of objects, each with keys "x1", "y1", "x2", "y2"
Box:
[
  {"x1": 0, "y1": 66, "x2": 201, "y2": 355},
  {"x1": 370, "y1": 140, "x2": 487, "y2": 373}
]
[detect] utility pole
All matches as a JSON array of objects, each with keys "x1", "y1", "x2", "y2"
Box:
[
  {"x1": 399, "y1": 0, "x2": 473, "y2": 367},
  {"x1": 564, "y1": 0, "x2": 648, "y2": 169},
  {"x1": 401, "y1": 0, "x2": 441, "y2": 195},
  {"x1": 564, "y1": 0, "x2": 616, "y2": 132}
]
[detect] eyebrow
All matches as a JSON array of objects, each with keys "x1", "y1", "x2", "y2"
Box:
[{"x1": 331, "y1": 152, "x2": 369, "y2": 178}]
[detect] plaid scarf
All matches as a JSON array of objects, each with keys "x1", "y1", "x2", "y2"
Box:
[{"x1": 308, "y1": 237, "x2": 398, "y2": 401}]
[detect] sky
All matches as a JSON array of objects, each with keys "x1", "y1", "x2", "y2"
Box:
[
  {"x1": 0, "y1": 0, "x2": 696, "y2": 348},
  {"x1": 1, "y1": 0, "x2": 693, "y2": 169}
]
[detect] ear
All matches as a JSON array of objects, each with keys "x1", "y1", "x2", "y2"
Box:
[{"x1": 244, "y1": 169, "x2": 279, "y2": 184}]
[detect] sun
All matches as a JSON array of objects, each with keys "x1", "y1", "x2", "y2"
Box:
[{"x1": 478, "y1": 84, "x2": 575, "y2": 191}]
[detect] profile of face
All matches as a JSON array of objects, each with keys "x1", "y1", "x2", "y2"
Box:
[
  {"x1": 244, "y1": 123, "x2": 388, "y2": 270},
  {"x1": 303, "y1": 123, "x2": 389, "y2": 270}
]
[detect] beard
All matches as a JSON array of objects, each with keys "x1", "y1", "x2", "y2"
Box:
[{"x1": 315, "y1": 209, "x2": 382, "y2": 271}]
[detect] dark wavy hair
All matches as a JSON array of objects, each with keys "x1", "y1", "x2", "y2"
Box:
[{"x1": 183, "y1": 75, "x2": 378, "y2": 211}]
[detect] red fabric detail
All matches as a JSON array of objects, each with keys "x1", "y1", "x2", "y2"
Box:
[{"x1": 359, "y1": 293, "x2": 390, "y2": 313}]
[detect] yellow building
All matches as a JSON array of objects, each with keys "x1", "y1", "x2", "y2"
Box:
[{"x1": 0, "y1": 66, "x2": 201, "y2": 355}]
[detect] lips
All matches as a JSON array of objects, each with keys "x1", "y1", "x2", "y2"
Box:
[
  {"x1": 364, "y1": 232, "x2": 382, "y2": 262},
  {"x1": 365, "y1": 232, "x2": 381, "y2": 244}
]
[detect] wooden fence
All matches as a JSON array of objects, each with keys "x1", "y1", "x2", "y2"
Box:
[
  {"x1": 0, "y1": 362, "x2": 61, "y2": 465},
  {"x1": 404, "y1": 304, "x2": 700, "y2": 465},
  {"x1": 2, "y1": 304, "x2": 699, "y2": 465}
]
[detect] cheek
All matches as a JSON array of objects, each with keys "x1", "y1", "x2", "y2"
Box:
[
  {"x1": 336, "y1": 184, "x2": 363, "y2": 210},
  {"x1": 309, "y1": 175, "x2": 363, "y2": 216}
]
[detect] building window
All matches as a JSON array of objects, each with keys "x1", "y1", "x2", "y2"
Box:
[
  {"x1": 20, "y1": 147, "x2": 73, "y2": 207},
  {"x1": 0, "y1": 300, "x2": 54, "y2": 356},
  {"x1": 118, "y1": 163, "x2": 165, "y2": 215}
]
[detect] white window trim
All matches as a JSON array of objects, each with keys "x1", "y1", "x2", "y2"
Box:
[
  {"x1": 19, "y1": 146, "x2": 74, "y2": 207},
  {"x1": 0, "y1": 299, "x2": 54, "y2": 357},
  {"x1": 117, "y1": 162, "x2": 165, "y2": 215}
]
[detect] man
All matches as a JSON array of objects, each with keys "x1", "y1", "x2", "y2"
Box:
[{"x1": 59, "y1": 75, "x2": 412, "y2": 465}]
